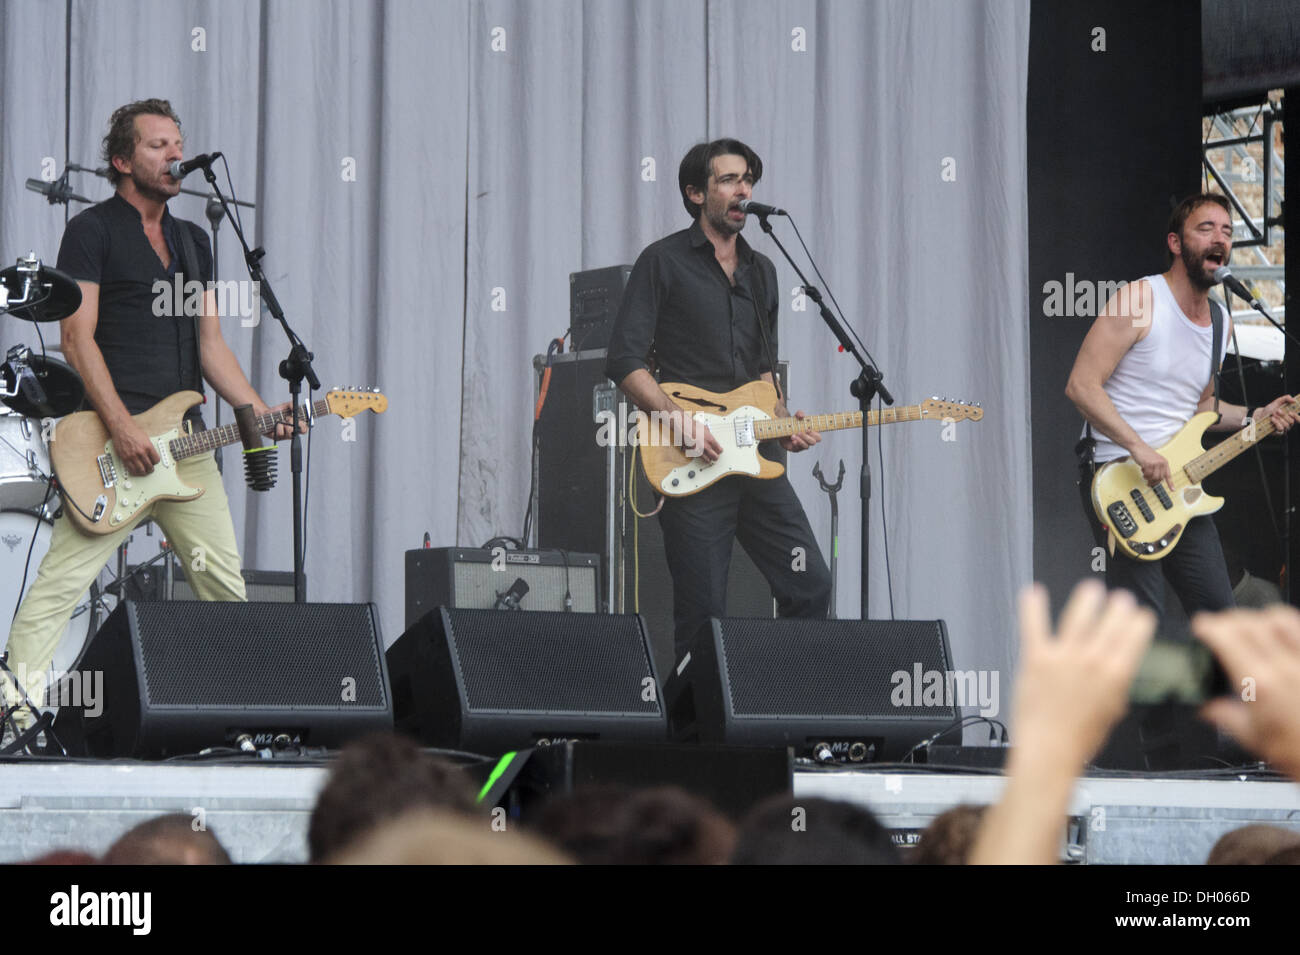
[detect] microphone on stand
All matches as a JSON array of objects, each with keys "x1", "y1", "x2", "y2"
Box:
[
  {"x1": 1213, "y1": 266, "x2": 1266, "y2": 313},
  {"x1": 738, "y1": 199, "x2": 789, "y2": 217},
  {"x1": 25, "y1": 175, "x2": 91, "y2": 206},
  {"x1": 234, "y1": 404, "x2": 277, "y2": 491},
  {"x1": 168, "y1": 152, "x2": 224, "y2": 180}
]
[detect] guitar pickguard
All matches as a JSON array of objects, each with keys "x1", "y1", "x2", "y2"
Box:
[
  {"x1": 657, "y1": 407, "x2": 769, "y2": 495},
  {"x1": 103, "y1": 428, "x2": 201, "y2": 527}
]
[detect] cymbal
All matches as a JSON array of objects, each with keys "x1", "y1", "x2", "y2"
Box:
[
  {"x1": 1, "y1": 257, "x2": 81, "y2": 323},
  {"x1": 1, "y1": 352, "x2": 85, "y2": 418}
]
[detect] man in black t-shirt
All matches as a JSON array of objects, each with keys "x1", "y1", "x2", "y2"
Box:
[
  {"x1": 2, "y1": 99, "x2": 295, "y2": 742},
  {"x1": 606, "y1": 139, "x2": 831, "y2": 663}
]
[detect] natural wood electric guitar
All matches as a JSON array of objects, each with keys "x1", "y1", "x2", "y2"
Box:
[
  {"x1": 637, "y1": 380, "x2": 983, "y2": 497},
  {"x1": 1090, "y1": 404, "x2": 1295, "y2": 561},
  {"x1": 51, "y1": 388, "x2": 387, "y2": 536}
]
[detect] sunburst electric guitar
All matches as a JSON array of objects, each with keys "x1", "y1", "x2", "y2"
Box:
[
  {"x1": 1090, "y1": 403, "x2": 1296, "y2": 560},
  {"x1": 51, "y1": 388, "x2": 388, "y2": 536},
  {"x1": 637, "y1": 380, "x2": 983, "y2": 497}
]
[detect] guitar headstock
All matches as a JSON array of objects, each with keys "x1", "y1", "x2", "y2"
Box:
[
  {"x1": 920, "y1": 397, "x2": 984, "y2": 422},
  {"x1": 326, "y1": 387, "x2": 388, "y2": 417}
]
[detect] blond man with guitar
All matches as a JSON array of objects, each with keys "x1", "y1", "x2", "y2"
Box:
[
  {"x1": 1, "y1": 100, "x2": 299, "y2": 744},
  {"x1": 1066, "y1": 193, "x2": 1298, "y2": 628}
]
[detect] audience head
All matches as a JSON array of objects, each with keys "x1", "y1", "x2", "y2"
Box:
[
  {"x1": 731, "y1": 795, "x2": 899, "y2": 865},
  {"x1": 102, "y1": 813, "x2": 231, "y2": 865},
  {"x1": 326, "y1": 809, "x2": 571, "y2": 865},
  {"x1": 533, "y1": 785, "x2": 735, "y2": 865},
  {"x1": 308, "y1": 732, "x2": 481, "y2": 862},
  {"x1": 912, "y1": 804, "x2": 987, "y2": 865},
  {"x1": 1207, "y1": 824, "x2": 1300, "y2": 865}
]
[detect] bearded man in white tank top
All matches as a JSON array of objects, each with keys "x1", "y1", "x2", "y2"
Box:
[{"x1": 1066, "y1": 193, "x2": 1298, "y2": 628}]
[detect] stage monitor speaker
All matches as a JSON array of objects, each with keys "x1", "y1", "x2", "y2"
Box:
[
  {"x1": 387, "y1": 608, "x2": 666, "y2": 754},
  {"x1": 405, "y1": 547, "x2": 599, "y2": 629},
  {"x1": 668, "y1": 616, "x2": 957, "y2": 762},
  {"x1": 53, "y1": 600, "x2": 391, "y2": 758},
  {"x1": 501, "y1": 741, "x2": 793, "y2": 822}
]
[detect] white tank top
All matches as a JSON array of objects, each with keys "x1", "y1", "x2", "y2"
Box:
[{"x1": 1088, "y1": 274, "x2": 1229, "y2": 463}]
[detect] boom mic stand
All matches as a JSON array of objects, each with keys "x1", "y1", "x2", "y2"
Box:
[
  {"x1": 200, "y1": 162, "x2": 317, "y2": 603},
  {"x1": 755, "y1": 213, "x2": 892, "y2": 620}
]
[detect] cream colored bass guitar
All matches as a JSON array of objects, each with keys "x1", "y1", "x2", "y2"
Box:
[{"x1": 1090, "y1": 405, "x2": 1294, "y2": 560}]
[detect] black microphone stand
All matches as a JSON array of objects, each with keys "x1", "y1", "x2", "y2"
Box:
[
  {"x1": 756, "y1": 214, "x2": 892, "y2": 620},
  {"x1": 206, "y1": 194, "x2": 226, "y2": 475},
  {"x1": 200, "y1": 164, "x2": 318, "y2": 603}
]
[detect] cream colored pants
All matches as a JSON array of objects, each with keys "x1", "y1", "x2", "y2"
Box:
[{"x1": 1, "y1": 450, "x2": 245, "y2": 721}]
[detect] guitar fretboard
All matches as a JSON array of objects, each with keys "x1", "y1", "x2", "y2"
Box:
[
  {"x1": 1183, "y1": 400, "x2": 1299, "y2": 485},
  {"x1": 168, "y1": 399, "x2": 327, "y2": 460},
  {"x1": 752, "y1": 405, "x2": 931, "y2": 440}
]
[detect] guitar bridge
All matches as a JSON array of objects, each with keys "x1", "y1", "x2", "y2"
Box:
[
  {"x1": 1106, "y1": 500, "x2": 1138, "y2": 538},
  {"x1": 97, "y1": 454, "x2": 116, "y2": 488}
]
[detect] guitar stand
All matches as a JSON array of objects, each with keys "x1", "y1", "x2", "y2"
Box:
[{"x1": 813, "y1": 459, "x2": 846, "y2": 619}]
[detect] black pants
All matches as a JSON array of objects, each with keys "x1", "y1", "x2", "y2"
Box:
[
  {"x1": 1077, "y1": 459, "x2": 1235, "y2": 632},
  {"x1": 658, "y1": 471, "x2": 832, "y2": 662}
]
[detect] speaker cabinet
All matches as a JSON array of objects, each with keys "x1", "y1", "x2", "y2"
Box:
[
  {"x1": 54, "y1": 600, "x2": 391, "y2": 758},
  {"x1": 405, "y1": 547, "x2": 599, "y2": 628},
  {"x1": 387, "y1": 608, "x2": 666, "y2": 754},
  {"x1": 668, "y1": 617, "x2": 958, "y2": 762}
]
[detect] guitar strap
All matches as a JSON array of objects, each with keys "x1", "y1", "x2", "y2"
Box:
[
  {"x1": 1078, "y1": 295, "x2": 1228, "y2": 456},
  {"x1": 748, "y1": 259, "x2": 783, "y2": 405},
  {"x1": 1209, "y1": 297, "x2": 1224, "y2": 419},
  {"x1": 174, "y1": 220, "x2": 205, "y2": 400}
]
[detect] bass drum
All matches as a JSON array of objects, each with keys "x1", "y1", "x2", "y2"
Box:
[{"x1": 0, "y1": 509, "x2": 100, "y2": 705}]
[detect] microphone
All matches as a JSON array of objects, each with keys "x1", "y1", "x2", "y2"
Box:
[
  {"x1": 738, "y1": 199, "x2": 788, "y2": 217},
  {"x1": 234, "y1": 403, "x2": 277, "y2": 491},
  {"x1": 25, "y1": 176, "x2": 90, "y2": 206},
  {"x1": 1213, "y1": 266, "x2": 1264, "y2": 311},
  {"x1": 168, "y1": 152, "x2": 223, "y2": 180},
  {"x1": 493, "y1": 578, "x2": 530, "y2": 611}
]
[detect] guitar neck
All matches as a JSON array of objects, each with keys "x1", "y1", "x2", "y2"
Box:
[
  {"x1": 1185, "y1": 402, "x2": 1298, "y2": 484},
  {"x1": 169, "y1": 398, "x2": 329, "y2": 461},
  {"x1": 752, "y1": 405, "x2": 928, "y2": 441}
]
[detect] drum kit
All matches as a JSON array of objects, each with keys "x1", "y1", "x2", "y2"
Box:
[{"x1": 1, "y1": 252, "x2": 167, "y2": 691}]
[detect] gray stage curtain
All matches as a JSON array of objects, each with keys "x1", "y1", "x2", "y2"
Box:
[{"x1": 1, "y1": 0, "x2": 1030, "y2": 726}]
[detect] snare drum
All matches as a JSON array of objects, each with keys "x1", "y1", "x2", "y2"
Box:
[
  {"x1": 0, "y1": 411, "x2": 52, "y2": 511},
  {"x1": 0, "y1": 509, "x2": 96, "y2": 702}
]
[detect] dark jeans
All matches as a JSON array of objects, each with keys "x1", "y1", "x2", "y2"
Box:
[
  {"x1": 1077, "y1": 459, "x2": 1235, "y2": 632},
  {"x1": 658, "y1": 471, "x2": 832, "y2": 662}
]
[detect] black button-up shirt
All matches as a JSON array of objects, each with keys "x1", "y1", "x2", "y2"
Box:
[
  {"x1": 606, "y1": 219, "x2": 778, "y2": 393},
  {"x1": 57, "y1": 193, "x2": 210, "y2": 421}
]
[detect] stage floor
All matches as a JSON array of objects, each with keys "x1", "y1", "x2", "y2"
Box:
[{"x1": 3, "y1": 757, "x2": 1298, "y2": 864}]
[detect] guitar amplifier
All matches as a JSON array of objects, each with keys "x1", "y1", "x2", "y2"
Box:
[
  {"x1": 569, "y1": 265, "x2": 632, "y2": 352},
  {"x1": 405, "y1": 547, "x2": 599, "y2": 629}
]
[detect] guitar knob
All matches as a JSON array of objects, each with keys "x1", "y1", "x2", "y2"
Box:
[{"x1": 671, "y1": 479, "x2": 680, "y2": 487}]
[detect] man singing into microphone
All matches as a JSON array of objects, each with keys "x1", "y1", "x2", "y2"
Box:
[
  {"x1": 1, "y1": 99, "x2": 294, "y2": 748},
  {"x1": 606, "y1": 138, "x2": 831, "y2": 665},
  {"x1": 1066, "y1": 192, "x2": 1298, "y2": 626}
]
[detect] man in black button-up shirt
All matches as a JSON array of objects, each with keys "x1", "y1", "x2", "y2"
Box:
[{"x1": 606, "y1": 139, "x2": 831, "y2": 663}]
